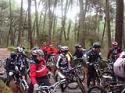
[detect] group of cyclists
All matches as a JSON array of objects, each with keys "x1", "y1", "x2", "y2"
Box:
[{"x1": 3, "y1": 41, "x2": 125, "y2": 93}]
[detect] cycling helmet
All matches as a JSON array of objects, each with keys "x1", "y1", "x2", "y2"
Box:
[
  {"x1": 16, "y1": 47, "x2": 24, "y2": 53},
  {"x1": 112, "y1": 41, "x2": 118, "y2": 46},
  {"x1": 75, "y1": 44, "x2": 82, "y2": 48},
  {"x1": 93, "y1": 42, "x2": 101, "y2": 48},
  {"x1": 10, "y1": 52, "x2": 17, "y2": 59},
  {"x1": 60, "y1": 46, "x2": 69, "y2": 52},
  {"x1": 57, "y1": 45, "x2": 62, "y2": 49},
  {"x1": 32, "y1": 48, "x2": 44, "y2": 56}
]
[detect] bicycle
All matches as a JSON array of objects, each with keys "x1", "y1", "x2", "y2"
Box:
[
  {"x1": 36, "y1": 79, "x2": 66, "y2": 93},
  {"x1": 71, "y1": 58, "x2": 86, "y2": 81},
  {"x1": 55, "y1": 65, "x2": 86, "y2": 93},
  {"x1": 88, "y1": 83, "x2": 125, "y2": 93},
  {"x1": 6, "y1": 70, "x2": 29, "y2": 93}
]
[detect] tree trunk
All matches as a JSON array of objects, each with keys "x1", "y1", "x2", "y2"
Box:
[
  {"x1": 52, "y1": 16, "x2": 57, "y2": 40},
  {"x1": 59, "y1": 0, "x2": 69, "y2": 44},
  {"x1": 48, "y1": 0, "x2": 52, "y2": 44},
  {"x1": 101, "y1": 17, "x2": 106, "y2": 45},
  {"x1": 115, "y1": 0, "x2": 124, "y2": 49},
  {"x1": 17, "y1": 0, "x2": 23, "y2": 46},
  {"x1": 67, "y1": 20, "x2": 71, "y2": 40},
  {"x1": 105, "y1": 0, "x2": 111, "y2": 49},
  {"x1": 34, "y1": 0, "x2": 40, "y2": 45},
  {"x1": 7, "y1": 0, "x2": 13, "y2": 46},
  {"x1": 42, "y1": 8, "x2": 47, "y2": 34},
  {"x1": 28, "y1": 0, "x2": 33, "y2": 49},
  {"x1": 78, "y1": 0, "x2": 88, "y2": 47}
]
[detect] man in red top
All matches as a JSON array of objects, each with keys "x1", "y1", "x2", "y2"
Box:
[
  {"x1": 44, "y1": 44, "x2": 58, "y2": 60},
  {"x1": 40, "y1": 42, "x2": 49, "y2": 57},
  {"x1": 28, "y1": 48, "x2": 50, "y2": 93}
]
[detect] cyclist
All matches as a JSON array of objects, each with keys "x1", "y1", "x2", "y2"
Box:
[
  {"x1": 86, "y1": 42, "x2": 101, "y2": 87},
  {"x1": 56, "y1": 46, "x2": 71, "y2": 92},
  {"x1": 28, "y1": 48, "x2": 50, "y2": 93},
  {"x1": 56, "y1": 46, "x2": 71, "y2": 78},
  {"x1": 107, "y1": 41, "x2": 122, "y2": 63},
  {"x1": 73, "y1": 44, "x2": 86, "y2": 59},
  {"x1": 40, "y1": 42, "x2": 49, "y2": 59},
  {"x1": 46, "y1": 44, "x2": 58, "y2": 59},
  {"x1": 73, "y1": 44, "x2": 86, "y2": 66},
  {"x1": 114, "y1": 51, "x2": 125, "y2": 79},
  {"x1": 5, "y1": 52, "x2": 17, "y2": 74},
  {"x1": 15, "y1": 46, "x2": 29, "y2": 81}
]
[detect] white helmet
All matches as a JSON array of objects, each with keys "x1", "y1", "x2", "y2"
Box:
[
  {"x1": 60, "y1": 46, "x2": 69, "y2": 52},
  {"x1": 16, "y1": 47, "x2": 24, "y2": 53},
  {"x1": 32, "y1": 48, "x2": 44, "y2": 56}
]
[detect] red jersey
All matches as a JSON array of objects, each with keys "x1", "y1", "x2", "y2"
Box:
[{"x1": 29, "y1": 58, "x2": 49, "y2": 85}]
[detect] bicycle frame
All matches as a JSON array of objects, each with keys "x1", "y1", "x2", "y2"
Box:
[{"x1": 38, "y1": 79, "x2": 66, "y2": 93}]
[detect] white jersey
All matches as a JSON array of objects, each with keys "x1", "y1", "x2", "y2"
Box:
[{"x1": 114, "y1": 51, "x2": 125, "y2": 78}]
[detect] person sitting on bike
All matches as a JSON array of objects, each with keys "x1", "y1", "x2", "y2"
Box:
[
  {"x1": 73, "y1": 44, "x2": 86, "y2": 66},
  {"x1": 46, "y1": 44, "x2": 58, "y2": 59},
  {"x1": 5, "y1": 52, "x2": 20, "y2": 85},
  {"x1": 86, "y1": 42, "x2": 101, "y2": 87},
  {"x1": 40, "y1": 42, "x2": 49, "y2": 59},
  {"x1": 28, "y1": 48, "x2": 50, "y2": 93},
  {"x1": 107, "y1": 41, "x2": 122, "y2": 63},
  {"x1": 73, "y1": 44, "x2": 85, "y2": 58},
  {"x1": 56, "y1": 46, "x2": 72, "y2": 92},
  {"x1": 114, "y1": 51, "x2": 125, "y2": 79},
  {"x1": 5, "y1": 52, "x2": 17, "y2": 72},
  {"x1": 56, "y1": 46, "x2": 71, "y2": 79},
  {"x1": 15, "y1": 46, "x2": 29, "y2": 80}
]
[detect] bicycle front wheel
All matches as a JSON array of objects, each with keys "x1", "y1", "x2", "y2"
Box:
[
  {"x1": 88, "y1": 86, "x2": 106, "y2": 93},
  {"x1": 76, "y1": 76, "x2": 86, "y2": 93}
]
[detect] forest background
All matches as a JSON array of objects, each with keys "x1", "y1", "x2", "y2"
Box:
[{"x1": 0, "y1": 0, "x2": 124, "y2": 57}]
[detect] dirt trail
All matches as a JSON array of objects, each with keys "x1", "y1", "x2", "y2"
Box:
[{"x1": 0, "y1": 48, "x2": 10, "y2": 60}]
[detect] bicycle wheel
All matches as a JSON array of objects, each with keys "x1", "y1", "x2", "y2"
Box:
[
  {"x1": 76, "y1": 66, "x2": 85, "y2": 81},
  {"x1": 100, "y1": 71, "x2": 114, "y2": 86},
  {"x1": 36, "y1": 90, "x2": 47, "y2": 93},
  {"x1": 19, "y1": 80, "x2": 29, "y2": 93},
  {"x1": 88, "y1": 86, "x2": 106, "y2": 93},
  {"x1": 67, "y1": 82, "x2": 79, "y2": 89},
  {"x1": 76, "y1": 76, "x2": 86, "y2": 93},
  {"x1": 121, "y1": 88, "x2": 125, "y2": 93}
]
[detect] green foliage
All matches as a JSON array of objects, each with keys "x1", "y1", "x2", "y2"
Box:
[
  {"x1": 7, "y1": 46, "x2": 31, "y2": 57},
  {"x1": 0, "y1": 80, "x2": 12, "y2": 93},
  {"x1": 7, "y1": 46, "x2": 16, "y2": 52}
]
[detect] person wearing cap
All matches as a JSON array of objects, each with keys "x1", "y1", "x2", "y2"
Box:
[
  {"x1": 73, "y1": 44, "x2": 86, "y2": 67},
  {"x1": 73, "y1": 44, "x2": 85, "y2": 59},
  {"x1": 107, "y1": 41, "x2": 122, "y2": 62},
  {"x1": 86, "y1": 42, "x2": 101, "y2": 87}
]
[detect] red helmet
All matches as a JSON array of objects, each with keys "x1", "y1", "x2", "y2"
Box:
[{"x1": 112, "y1": 41, "x2": 118, "y2": 46}]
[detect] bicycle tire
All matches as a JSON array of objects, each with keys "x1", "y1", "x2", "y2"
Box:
[
  {"x1": 121, "y1": 88, "x2": 125, "y2": 93},
  {"x1": 100, "y1": 71, "x2": 114, "y2": 86},
  {"x1": 76, "y1": 76, "x2": 86, "y2": 93},
  {"x1": 76, "y1": 66, "x2": 85, "y2": 81},
  {"x1": 19, "y1": 82, "x2": 29, "y2": 93},
  {"x1": 67, "y1": 82, "x2": 79, "y2": 89},
  {"x1": 88, "y1": 86, "x2": 106, "y2": 93},
  {"x1": 36, "y1": 90, "x2": 46, "y2": 93}
]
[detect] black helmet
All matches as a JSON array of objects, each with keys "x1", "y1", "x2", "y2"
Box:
[
  {"x1": 93, "y1": 42, "x2": 101, "y2": 48},
  {"x1": 75, "y1": 44, "x2": 82, "y2": 48},
  {"x1": 10, "y1": 52, "x2": 17, "y2": 59}
]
